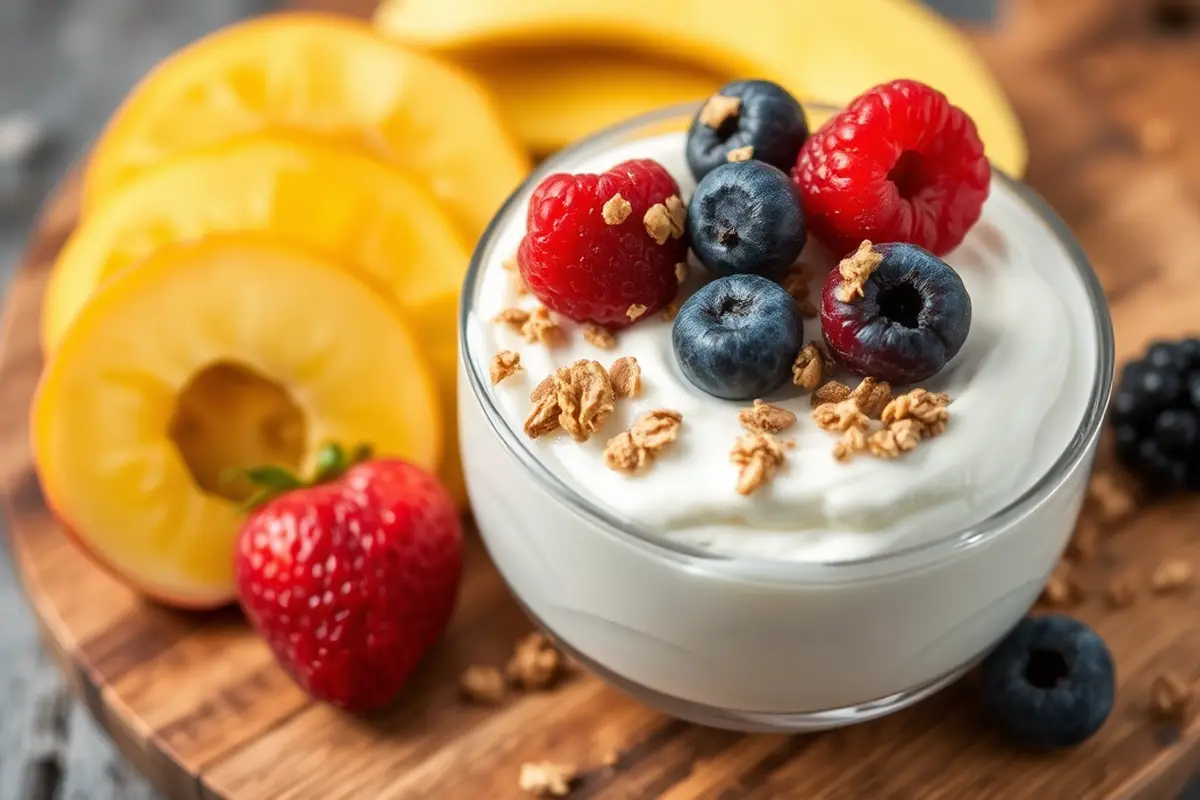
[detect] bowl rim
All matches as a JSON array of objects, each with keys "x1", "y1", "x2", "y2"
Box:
[{"x1": 458, "y1": 100, "x2": 1115, "y2": 576}]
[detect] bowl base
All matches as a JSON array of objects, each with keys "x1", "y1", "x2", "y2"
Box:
[{"x1": 518, "y1": 598, "x2": 976, "y2": 734}]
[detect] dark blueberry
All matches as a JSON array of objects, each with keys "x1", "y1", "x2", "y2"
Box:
[
  {"x1": 686, "y1": 79, "x2": 809, "y2": 182},
  {"x1": 981, "y1": 615, "x2": 1115, "y2": 750},
  {"x1": 820, "y1": 242, "x2": 970, "y2": 384},
  {"x1": 1179, "y1": 337, "x2": 1200, "y2": 370},
  {"x1": 672, "y1": 274, "x2": 802, "y2": 400},
  {"x1": 687, "y1": 161, "x2": 806, "y2": 280}
]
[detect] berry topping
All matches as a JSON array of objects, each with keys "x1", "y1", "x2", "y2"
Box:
[
  {"x1": 688, "y1": 161, "x2": 807, "y2": 280},
  {"x1": 793, "y1": 79, "x2": 990, "y2": 257},
  {"x1": 981, "y1": 615, "x2": 1115, "y2": 750},
  {"x1": 1111, "y1": 337, "x2": 1200, "y2": 492},
  {"x1": 234, "y1": 445, "x2": 462, "y2": 711},
  {"x1": 672, "y1": 274, "x2": 802, "y2": 400},
  {"x1": 821, "y1": 241, "x2": 971, "y2": 385},
  {"x1": 686, "y1": 79, "x2": 810, "y2": 182},
  {"x1": 518, "y1": 158, "x2": 688, "y2": 328}
]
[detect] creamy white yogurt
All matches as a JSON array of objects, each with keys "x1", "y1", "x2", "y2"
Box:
[{"x1": 471, "y1": 132, "x2": 1098, "y2": 563}]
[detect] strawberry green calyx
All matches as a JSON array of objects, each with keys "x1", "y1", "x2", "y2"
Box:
[{"x1": 224, "y1": 442, "x2": 374, "y2": 511}]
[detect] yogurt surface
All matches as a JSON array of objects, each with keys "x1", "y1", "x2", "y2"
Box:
[{"x1": 467, "y1": 132, "x2": 1099, "y2": 563}]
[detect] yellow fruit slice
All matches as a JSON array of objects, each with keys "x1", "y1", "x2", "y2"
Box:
[
  {"x1": 374, "y1": 0, "x2": 1027, "y2": 176},
  {"x1": 455, "y1": 48, "x2": 725, "y2": 155},
  {"x1": 33, "y1": 237, "x2": 441, "y2": 607},
  {"x1": 82, "y1": 12, "x2": 530, "y2": 239},
  {"x1": 46, "y1": 134, "x2": 469, "y2": 505}
]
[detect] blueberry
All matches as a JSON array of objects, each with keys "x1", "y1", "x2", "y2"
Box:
[
  {"x1": 981, "y1": 615, "x2": 1115, "y2": 750},
  {"x1": 672, "y1": 274, "x2": 802, "y2": 400},
  {"x1": 686, "y1": 80, "x2": 809, "y2": 182},
  {"x1": 821, "y1": 242, "x2": 971, "y2": 385},
  {"x1": 687, "y1": 161, "x2": 806, "y2": 280}
]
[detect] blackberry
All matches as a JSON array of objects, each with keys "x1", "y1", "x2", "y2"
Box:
[{"x1": 1111, "y1": 336, "x2": 1200, "y2": 492}]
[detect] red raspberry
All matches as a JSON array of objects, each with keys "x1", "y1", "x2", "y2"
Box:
[
  {"x1": 792, "y1": 80, "x2": 990, "y2": 257},
  {"x1": 518, "y1": 158, "x2": 688, "y2": 328}
]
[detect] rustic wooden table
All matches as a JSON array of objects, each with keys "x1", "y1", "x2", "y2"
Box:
[{"x1": 5, "y1": 0, "x2": 1200, "y2": 798}]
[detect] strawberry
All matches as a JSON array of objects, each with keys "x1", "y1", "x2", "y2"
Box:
[{"x1": 233, "y1": 443, "x2": 461, "y2": 712}]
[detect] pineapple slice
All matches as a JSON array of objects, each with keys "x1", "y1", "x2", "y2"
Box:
[
  {"x1": 33, "y1": 236, "x2": 441, "y2": 608},
  {"x1": 44, "y1": 134, "x2": 469, "y2": 503},
  {"x1": 82, "y1": 12, "x2": 529, "y2": 239}
]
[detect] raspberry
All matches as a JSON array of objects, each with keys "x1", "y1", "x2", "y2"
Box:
[
  {"x1": 792, "y1": 80, "x2": 990, "y2": 257},
  {"x1": 518, "y1": 159, "x2": 688, "y2": 328}
]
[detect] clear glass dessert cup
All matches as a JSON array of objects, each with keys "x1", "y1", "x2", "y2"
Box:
[{"x1": 458, "y1": 103, "x2": 1115, "y2": 732}]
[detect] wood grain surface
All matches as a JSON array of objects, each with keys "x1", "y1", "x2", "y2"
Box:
[{"x1": 5, "y1": 0, "x2": 1200, "y2": 798}]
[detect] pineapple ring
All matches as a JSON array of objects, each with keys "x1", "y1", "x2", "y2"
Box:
[
  {"x1": 82, "y1": 12, "x2": 530, "y2": 239},
  {"x1": 33, "y1": 236, "x2": 441, "y2": 608}
]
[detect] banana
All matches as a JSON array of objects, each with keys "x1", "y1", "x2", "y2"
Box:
[{"x1": 375, "y1": 0, "x2": 1027, "y2": 176}]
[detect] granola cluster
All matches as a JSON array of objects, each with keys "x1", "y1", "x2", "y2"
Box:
[
  {"x1": 604, "y1": 409, "x2": 683, "y2": 474},
  {"x1": 459, "y1": 632, "x2": 575, "y2": 706},
  {"x1": 731, "y1": 400, "x2": 797, "y2": 495},
  {"x1": 834, "y1": 240, "x2": 883, "y2": 303},
  {"x1": 496, "y1": 305, "x2": 562, "y2": 345},
  {"x1": 643, "y1": 195, "x2": 686, "y2": 245},
  {"x1": 813, "y1": 384, "x2": 950, "y2": 463},
  {"x1": 792, "y1": 341, "x2": 834, "y2": 391}
]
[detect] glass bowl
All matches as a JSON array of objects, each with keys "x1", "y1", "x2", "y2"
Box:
[{"x1": 457, "y1": 103, "x2": 1114, "y2": 732}]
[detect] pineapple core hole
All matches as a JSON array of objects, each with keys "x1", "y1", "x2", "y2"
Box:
[{"x1": 168, "y1": 361, "x2": 306, "y2": 503}]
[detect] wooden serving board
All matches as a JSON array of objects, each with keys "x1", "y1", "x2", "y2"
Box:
[{"x1": 6, "y1": 0, "x2": 1200, "y2": 798}]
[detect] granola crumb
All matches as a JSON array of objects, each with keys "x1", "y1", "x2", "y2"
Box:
[
  {"x1": 1088, "y1": 472, "x2": 1136, "y2": 524},
  {"x1": 739, "y1": 399, "x2": 797, "y2": 434},
  {"x1": 555, "y1": 360, "x2": 616, "y2": 442},
  {"x1": 506, "y1": 632, "x2": 565, "y2": 691},
  {"x1": 602, "y1": 193, "x2": 633, "y2": 225},
  {"x1": 525, "y1": 376, "x2": 562, "y2": 439},
  {"x1": 662, "y1": 302, "x2": 679, "y2": 321},
  {"x1": 496, "y1": 306, "x2": 562, "y2": 345},
  {"x1": 519, "y1": 762, "x2": 577, "y2": 797},
  {"x1": 626, "y1": 303, "x2": 648, "y2": 321},
  {"x1": 675, "y1": 262, "x2": 689, "y2": 283},
  {"x1": 1104, "y1": 573, "x2": 1137, "y2": 609},
  {"x1": 601, "y1": 750, "x2": 620, "y2": 768},
  {"x1": 792, "y1": 342, "x2": 833, "y2": 391},
  {"x1": 583, "y1": 323, "x2": 616, "y2": 350},
  {"x1": 1150, "y1": 558, "x2": 1193, "y2": 594},
  {"x1": 867, "y1": 418, "x2": 923, "y2": 459},
  {"x1": 849, "y1": 377, "x2": 892, "y2": 419},
  {"x1": 608, "y1": 356, "x2": 642, "y2": 398},
  {"x1": 727, "y1": 145, "x2": 754, "y2": 162},
  {"x1": 604, "y1": 409, "x2": 683, "y2": 474},
  {"x1": 643, "y1": 195, "x2": 686, "y2": 244},
  {"x1": 489, "y1": 350, "x2": 523, "y2": 385},
  {"x1": 812, "y1": 380, "x2": 852, "y2": 407},
  {"x1": 459, "y1": 664, "x2": 507, "y2": 705},
  {"x1": 781, "y1": 264, "x2": 818, "y2": 316},
  {"x1": 832, "y1": 426, "x2": 869, "y2": 462},
  {"x1": 1039, "y1": 561, "x2": 1081, "y2": 607},
  {"x1": 503, "y1": 258, "x2": 518, "y2": 272},
  {"x1": 880, "y1": 388, "x2": 950, "y2": 435},
  {"x1": 1150, "y1": 672, "x2": 1193, "y2": 719},
  {"x1": 698, "y1": 94, "x2": 741, "y2": 129},
  {"x1": 731, "y1": 432, "x2": 792, "y2": 495},
  {"x1": 812, "y1": 399, "x2": 870, "y2": 433},
  {"x1": 835, "y1": 240, "x2": 883, "y2": 303}
]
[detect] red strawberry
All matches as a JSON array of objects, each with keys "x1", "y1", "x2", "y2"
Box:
[
  {"x1": 518, "y1": 158, "x2": 688, "y2": 328},
  {"x1": 793, "y1": 79, "x2": 990, "y2": 257},
  {"x1": 233, "y1": 444, "x2": 461, "y2": 712}
]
